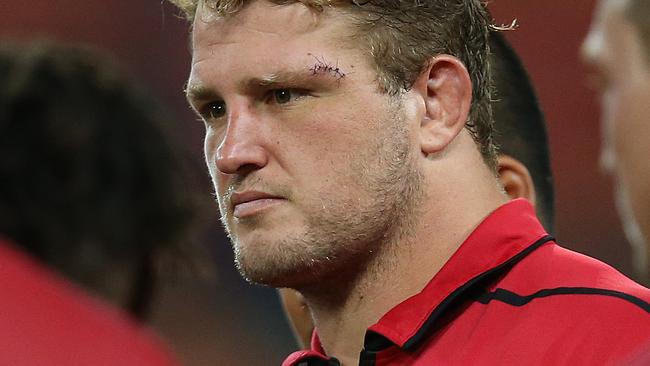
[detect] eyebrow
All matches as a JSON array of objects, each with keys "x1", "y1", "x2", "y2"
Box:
[
  {"x1": 185, "y1": 66, "x2": 342, "y2": 104},
  {"x1": 246, "y1": 70, "x2": 314, "y2": 88},
  {"x1": 185, "y1": 84, "x2": 220, "y2": 107}
]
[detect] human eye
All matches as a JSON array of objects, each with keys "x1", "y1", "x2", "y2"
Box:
[
  {"x1": 269, "y1": 88, "x2": 309, "y2": 105},
  {"x1": 198, "y1": 100, "x2": 227, "y2": 122}
]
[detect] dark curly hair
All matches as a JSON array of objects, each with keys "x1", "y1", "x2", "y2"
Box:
[{"x1": 0, "y1": 41, "x2": 197, "y2": 319}]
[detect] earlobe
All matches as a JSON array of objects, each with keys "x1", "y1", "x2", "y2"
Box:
[
  {"x1": 498, "y1": 154, "x2": 537, "y2": 206},
  {"x1": 414, "y1": 55, "x2": 473, "y2": 156}
]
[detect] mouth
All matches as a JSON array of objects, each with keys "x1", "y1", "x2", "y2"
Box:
[{"x1": 230, "y1": 190, "x2": 285, "y2": 219}]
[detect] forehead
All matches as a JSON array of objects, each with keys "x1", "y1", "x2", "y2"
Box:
[
  {"x1": 188, "y1": 1, "x2": 354, "y2": 85},
  {"x1": 192, "y1": 0, "x2": 322, "y2": 44}
]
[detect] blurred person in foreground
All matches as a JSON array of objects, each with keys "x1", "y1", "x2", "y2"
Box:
[
  {"x1": 0, "y1": 41, "x2": 196, "y2": 365},
  {"x1": 280, "y1": 31, "x2": 556, "y2": 348},
  {"x1": 583, "y1": 0, "x2": 650, "y2": 283},
  {"x1": 582, "y1": 1, "x2": 650, "y2": 363},
  {"x1": 172, "y1": 0, "x2": 650, "y2": 364}
]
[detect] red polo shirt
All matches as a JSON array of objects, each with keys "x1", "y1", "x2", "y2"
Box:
[
  {"x1": 283, "y1": 199, "x2": 650, "y2": 366},
  {"x1": 0, "y1": 238, "x2": 179, "y2": 366}
]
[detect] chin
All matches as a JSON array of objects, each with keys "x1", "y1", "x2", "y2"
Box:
[
  {"x1": 235, "y1": 257, "x2": 321, "y2": 288},
  {"x1": 234, "y1": 245, "x2": 345, "y2": 289},
  {"x1": 614, "y1": 185, "x2": 649, "y2": 280},
  {"x1": 230, "y1": 231, "x2": 322, "y2": 287}
]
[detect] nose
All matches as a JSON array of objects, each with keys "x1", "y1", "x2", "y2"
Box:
[{"x1": 215, "y1": 107, "x2": 269, "y2": 175}]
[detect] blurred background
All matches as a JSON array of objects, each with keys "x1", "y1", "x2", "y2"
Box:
[{"x1": 0, "y1": 0, "x2": 629, "y2": 364}]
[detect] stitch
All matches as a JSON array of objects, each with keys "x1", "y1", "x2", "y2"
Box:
[{"x1": 307, "y1": 53, "x2": 346, "y2": 81}]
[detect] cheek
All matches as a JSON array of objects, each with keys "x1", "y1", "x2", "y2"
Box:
[
  {"x1": 612, "y1": 86, "x2": 649, "y2": 157},
  {"x1": 607, "y1": 84, "x2": 650, "y2": 220},
  {"x1": 282, "y1": 105, "x2": 378, "y2": 167},
  {"x1": 283, "y1": 120, "x2": 379, "y2": 202},
  {"x1": 600, "y1": 84, "x2": 634, "y2": 170},
  {"x1": 600, "y1": 88, "x2": 619, "y2": 146},
  {"x1": 203, "y1": 129, "x2": 224, "y2": 188}
]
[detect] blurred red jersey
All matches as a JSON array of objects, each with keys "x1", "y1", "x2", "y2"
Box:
[{"x1": 0, "y1": 238, "x2": 179, "y2": 366}]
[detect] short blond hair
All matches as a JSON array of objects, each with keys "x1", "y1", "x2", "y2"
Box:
[{"x1": 170, "y1": 0, "x2": 498, "y2": 169}]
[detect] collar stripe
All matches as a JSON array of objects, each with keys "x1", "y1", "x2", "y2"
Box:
[
  {"x1": 476, "y1": 286, "x2": 650, "y2": 313},
  {"x1": 402, "y1": 235, "x2": 555, "y2": 350}
]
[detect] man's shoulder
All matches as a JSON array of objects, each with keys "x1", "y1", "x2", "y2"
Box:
[
  {"x1": 524, "y1": 242, "x2": 646, "y2": 290},
  {"x1": 468, "y1": 241, "x2": 650, "y2": 364},
  {"x1": 499, "y1": 240, "x2": 650, "y2": 314},
  {"x1": 0, "y1": 239, "x2": 178, "y2": 366}
]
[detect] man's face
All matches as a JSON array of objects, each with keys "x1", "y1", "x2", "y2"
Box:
[
  {"x1": 583, "y1": 0, "x2": 650, "y2": 274},
  {"x1": 187, "y1": 0, "x2": 424, "y2": 288}
]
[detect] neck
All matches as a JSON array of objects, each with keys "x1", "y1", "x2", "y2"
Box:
[
  {"x1": 299, "y1": 135, "x2": 509, "y2": 365},
  {"x1": 301, "y1": 199, "x2": 507, "y2": 363}
]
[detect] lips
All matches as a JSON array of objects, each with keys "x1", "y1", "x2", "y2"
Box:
[{"x1": 230, "y1": 190, "x2": 285, "y2": 219}]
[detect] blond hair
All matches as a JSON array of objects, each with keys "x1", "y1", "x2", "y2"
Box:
[{"x1": 170, "y1": 0, "x2": 497, "y2": 169}]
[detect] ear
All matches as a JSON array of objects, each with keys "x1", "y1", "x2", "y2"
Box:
[
  {"x1": 411, "y1": 55, "x2": 473, "y2": 155},
  {"x1": 498, "y1": 154, "x2": 537, "y2": 206}
]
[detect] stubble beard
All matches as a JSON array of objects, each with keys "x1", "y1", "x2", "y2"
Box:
[{"x1": 219, "y1": 104, "x2": 425, "y2": 290}]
